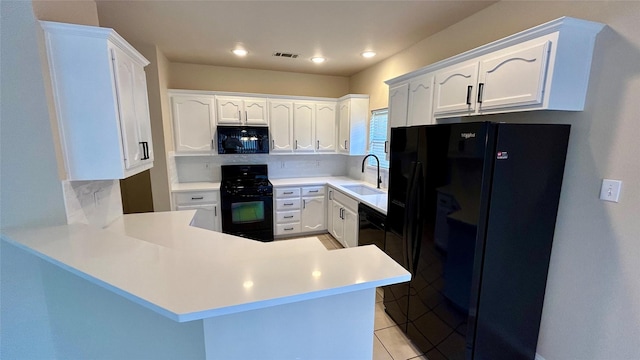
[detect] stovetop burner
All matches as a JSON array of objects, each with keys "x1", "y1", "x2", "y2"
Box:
[{"x1": 221, "y1": 164, "x2": 272, "y2": 196}]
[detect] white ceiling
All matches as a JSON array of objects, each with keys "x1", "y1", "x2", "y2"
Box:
[{"x1": 96, "y1": 1, "x2": 497, "y2": 77}]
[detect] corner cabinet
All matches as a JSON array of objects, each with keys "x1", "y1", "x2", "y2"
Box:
[
  {"x1": 41, "y1": 21, "x2": 154, "y2": 180},
  {"x1": 338, "y1": 95, "x2": 369, "y2": 155},
  {"x1": 387, "y1": 17, "x2": 605, "y2": 123},
  {"x1": 170, "y1": 93, "x2": 217, "y2": 153}
]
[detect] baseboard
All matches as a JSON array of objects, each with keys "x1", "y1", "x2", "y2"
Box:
[{"x1": 535, "y1": 353, "x2": 546, "y2": 360}]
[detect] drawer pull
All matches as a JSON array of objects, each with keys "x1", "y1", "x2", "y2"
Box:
[
  {"x1": 284, "y1": 215, "x2": 294, "y2": 219},
  {"x1": 284, "y1": 227, "x2": 294, "y2": 231},
  {"x1": 191, "y1": 196, "x2": 204, "y2": 200},
  {"x1": 308, "y1": 190, "x2": 319, "y2": 193},
  {"x1": 283, "y1": 191, "x2": 294, "y2": 194},
  {"x1": 284, "y1": 203, "x2": 294, "y2": 206}
]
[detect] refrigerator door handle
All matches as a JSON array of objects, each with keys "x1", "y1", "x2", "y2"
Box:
[{"x1": 403, "y1": 161, "x2": 421, "y2": 274}]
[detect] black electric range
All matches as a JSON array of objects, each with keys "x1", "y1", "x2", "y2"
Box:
[{"x1": 220, "y1": 165, "x2": 274, "y2": 242}]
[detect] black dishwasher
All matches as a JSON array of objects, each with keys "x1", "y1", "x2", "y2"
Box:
[{"x1": 358, "y1": 203, "x2": 386, "y2": 250}]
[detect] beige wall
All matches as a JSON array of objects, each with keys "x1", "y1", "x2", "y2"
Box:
[
  {"x1": 351, "y1": 2, "x2": 640, "y2": 359},
  {"x1": 169, "y1": 62, "x2": 350, "y2": 98}
]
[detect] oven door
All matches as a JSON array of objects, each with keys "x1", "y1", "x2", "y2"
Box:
[{"x1": 221, "y1": 193, "x2": 274, "y2": 242}]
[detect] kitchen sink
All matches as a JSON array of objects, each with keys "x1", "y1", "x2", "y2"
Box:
[{"x1": 341, "y1": 184, "x2": 384, "y2": 196}]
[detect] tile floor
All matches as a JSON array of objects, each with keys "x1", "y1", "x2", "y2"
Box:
[{"x1": 279, "y1": 233, "x2": 425, "y2": 360}]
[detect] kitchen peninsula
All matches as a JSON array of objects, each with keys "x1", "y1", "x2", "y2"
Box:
[{"x1": 1, "y1": 210, "x2": 409, "y2": 359}]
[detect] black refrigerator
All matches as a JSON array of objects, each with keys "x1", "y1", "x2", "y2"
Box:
[{"x1": 384, "y1": 122, "x2": 570, "y2": 360}]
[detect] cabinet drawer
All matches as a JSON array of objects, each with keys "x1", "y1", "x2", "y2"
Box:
[
  {"x1": 301, "y1": 186, "x2": 325, "y2": 196},
  {"x1": 276, "y1": 210, "x2": 301, "y2": 223},
  {"x1": 276, "y1": 223, "x2": 301, "y2": 235},
  {"x1": 276, "y1": 198, "x2": 301, "y2": 210},
  {"x1": 175, "y1": 191, "x2": 219, "y2": 205},
  {"x1": 275, "y1": 188, "x2": 301, "y2": 198}
]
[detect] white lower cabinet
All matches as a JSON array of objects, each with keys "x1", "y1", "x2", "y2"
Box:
[
  {"x1": 274, "y1": 186, "x2": 326, "y2": 237},
  {"x1": 173, "y1": 191, "x2": 221, "y2": 232},
  {"x1": 327, "y1": 186, "x2": 359, "y2": 248}
]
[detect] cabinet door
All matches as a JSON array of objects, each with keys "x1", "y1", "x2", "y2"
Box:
[
  {"x1": 176, "y1": 203, "x2": 220, "y2": 232},
  {"x1": 216, "y1": 97, "x2": 243, "y2": 124},
  {"x1": 407, "y1": 73, "x2": 435, "y2": 126},
  {"x1": 327, "y1": 189, "x2": 334, "y2": 236},
  {"x1": 171, "y1": 95, "x2": 215, "y2": 152},
  {"x1": 315, "y1": 102, "x2": 337, "y2": 152},
  {"x1": 269, "y1": 100, "x2": 293, "y2": 152},
  {"x1": 244, "y1": 98, "x2": 268, "y2": 125},
  {"x1": 331, "y1": 201, "x2": 346, "y2": 246},
  {"x1": 133, "y1": 64, "x2": 153, "y2": 162},
  {"x1": 338, "y1": 99, "x2": 350, "y2": 153},
  {"x1": 387, "y1": 83, "x2": 409, "y2": 159},
  {"x1": 342, "y1": 206, "x2": 358, "y2": 248},
  {"x1": 293, "y1": 102, "x2": 315, "y2": 152},
  {"x1": 301, "y1": 196, "x2": 326, "y2": 232},
  {"x1": 433, "y1": 61, "x2": 479, "y2": 116},
  {"x1": 111, "y1": 46, "x2": 144, "y2": 170},
  {"x1": 478, "y1": 39, "x2": 551, "y2": 111}
]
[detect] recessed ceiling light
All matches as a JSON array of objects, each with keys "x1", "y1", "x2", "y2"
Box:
[
  {"x1": 311, "y1": 57, "x2": 326, "y2": 64},
  {"x1": 361, "y1": 51, "x2": 376, "y2": 58},
  {"x1": 232, "y1": 49, "x2": 248, "y2": 57}
]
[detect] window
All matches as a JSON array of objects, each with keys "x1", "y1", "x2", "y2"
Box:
[{"x1": 368, "y1": 109, "x2": 389, "y2": 169}]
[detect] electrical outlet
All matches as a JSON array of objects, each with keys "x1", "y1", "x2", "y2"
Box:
[{"x1": 600, "y1": 179, "x2": 622, "y2": 202}]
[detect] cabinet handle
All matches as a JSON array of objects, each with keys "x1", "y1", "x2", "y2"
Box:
[
  {"x1": 238, "y1": 110, "x2": 242, "y2": 122},
  {"x1": 211, "y1": 139, "x2": 214, "y2": 150},
  {"x1": 272, "y1": 140, "x2": 275, "y2": 149},
  {"x1": 284, "y1": 203, "x2": 294, "y2": 206},
  {"x1": 284, "y1": 215, "x2": 294, "y2": 219},
  {"x1": 466, "y1": 85, "x2": 473, "y2": 106},
  {"x1": 295, "y1": 140, "x2": 298, "y2": 149},
  {"x1": 308, "y1": 190, "x2": 319, "y2": 193},
  {"x1": 283, "y1": 191, "x2": 294, "y2": 195},
  {"x1": 329, "y1": 191, "x2": 333, "y2": 200},
  {"x1": 340, "y1": 208, "x2": 344, "y2": 219},
  {"x1": 384, "y1": 140, "x2": 388, "y2": 154},
  {"x1": 303, "y1": 200, "x2": 306, "y2": 209},
  {"x1": 284, "y1": 227, "x2": 294, "y2": 231},
  {"x1": 344, "y1": 140, "x2": 348, "y2": 150},
  {"x1": 317, "y1": 140, "x2": 320, "y2": 150},
  {"x1": 477, "y1": 83, "x2": 484, "y2": 104},
  {"x1": 245, "y1": 110, "x2": 248, "y2": 123},
  {"x1": 139, "y1": 141, "x2": 150, "y2": 160},
  {"x1": 191, "y1": 196, "x2": 204, "y2": 200},
  {"x1": 214, "y1": 206, "x2": 217, "y2": 217}
]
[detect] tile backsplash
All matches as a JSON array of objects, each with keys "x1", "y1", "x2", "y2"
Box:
[
  {"x1": 62, "y1": 180, "x2": 123, "y2": 228},
  {"x1": 174, "y1": 154, "x2": 350, "y2": 183}
]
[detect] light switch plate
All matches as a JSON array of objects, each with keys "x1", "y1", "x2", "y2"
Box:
[{"x1": 600, "y1": 179, "x2": 622, "y2": 202}]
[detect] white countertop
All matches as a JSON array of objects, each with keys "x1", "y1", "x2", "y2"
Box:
[
  {"x1": 171, "y1": 176, "x2": 388, "y2": 214},
  {"x1": 1, "y1": 211, "x2": 408, "y2": 322}
]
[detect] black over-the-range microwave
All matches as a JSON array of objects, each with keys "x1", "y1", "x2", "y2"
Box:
[{"x1": 217, "y1": 126, "x2": 269, "y2": 154}]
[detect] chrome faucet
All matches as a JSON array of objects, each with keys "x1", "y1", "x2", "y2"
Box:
[{"x1": 361, "y1": 154, "x2": 382, "y2": 189}]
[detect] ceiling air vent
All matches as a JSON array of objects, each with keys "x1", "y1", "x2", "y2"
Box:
[{"x1": 273, "y1": 52, "x2": 300, "y2": 59}]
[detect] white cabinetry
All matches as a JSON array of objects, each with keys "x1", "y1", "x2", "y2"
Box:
[
  {"x1": 338, "y1": 95, "x2": 369, "y2": 155},
  {"x1": 274, "y1": 186, "x2": 326, "y2": 237},
  {"x1": 315, "y1": 102, "x2": 337, "y2": 152},
  {"x1": 407, "y1": 73, "x2": 436, "y2": 126},
  {"x1": 387, "y1": 17, "x2": 604, "y2": 121},
  {"x1": 170, "y1": 93, "x2": 216, "y2": 153},
  {"x1": 41, "y1": 21, "x2": 154, "y2": 180},
  {"x1": 327, "y1": 187, "x2": 358, "y2": 248},
  {"x1": 386, "y1": 83, "x2": 409, "y2": 159},
  {"x1": 293, "y1": 102, "x2": 315, "y2": 152},
  {"x1": 216, "y1": 96, "x2": 268, "y2": 126},
  {"x1": 174, "y1": 190, "x2": 221, "y2": 232},
  {"x1": 269, "y1": 100, "x2": 294, "y2": 153}
]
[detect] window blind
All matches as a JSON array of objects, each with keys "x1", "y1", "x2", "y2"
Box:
[{"x1": 368, "y1": 109, "x2": 389, "y2": 169}]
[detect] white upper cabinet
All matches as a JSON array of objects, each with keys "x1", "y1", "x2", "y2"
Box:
[
  {"x1": 386, "y1": 17, "x2": 605, "y2": 120},
  {"x1": 41, "y1": 21, "x2": 153, "y2": 180},
  {"x1": 407, "y1": 73, "x2": 435, "y2": 126},
  {"x1": 315, "y1": 102, "x2": 337, "y2": 152},
  {"x1": 293, "y1": 102, "x2": 315, "y2": 152},
  {"x1": 476, "y1": 36, "x2": 552, "y2": 111},
  {"x1": 170, "y1": 93, "x2": 216, "y2": 153},
  {"x1": 337, "y1": 95, "x2": 369, "y2": 155},
  {"x1": 216, "y1": 96, "x2": 268, "y2": 126},
  {"x1": 269, "y1": 100, "x2": 294, "y2": 152},
  {"x1": 386, "y1": 83, "x2": 409, "y2": 159},
  {"x1": 433, "y1": 61, "x2": 479, "y2": 116}
]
